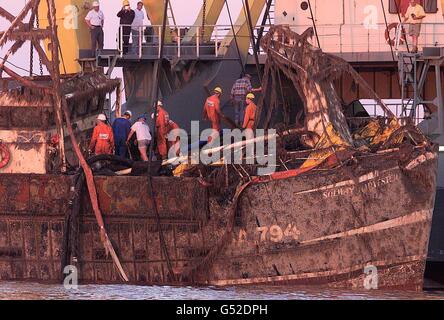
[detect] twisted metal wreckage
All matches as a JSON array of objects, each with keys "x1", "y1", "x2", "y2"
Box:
[{"x1": 0, "y1": 4, "x2": 439, "y2": 288}]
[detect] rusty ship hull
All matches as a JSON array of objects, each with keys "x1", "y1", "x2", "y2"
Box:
[{"x1": 0, "y1": 143, "x2": 438, "y2": 290}]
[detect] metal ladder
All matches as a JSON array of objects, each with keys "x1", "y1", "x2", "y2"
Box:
[
  {"x1": 167, "y1": 1, "x2": 178, "y2": 30},
  {"x1": 254, "y1": 0, "x2": 274, "y2": 53},
  {"x1": 398, "y1": 51, "x2": 444, "y2": 134},
  {"x1": 398, "y1": 53, "x2": 421, "y2": 118},
  {"x1": 267, "y1": 0, "x2": 275, "y2": 25}
]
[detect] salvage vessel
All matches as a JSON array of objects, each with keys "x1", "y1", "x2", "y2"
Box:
[{"x1": 0, "y1": 0, "x2": 442, "y2": 290}]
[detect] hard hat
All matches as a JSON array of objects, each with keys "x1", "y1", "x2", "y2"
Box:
[
  {"x1": 157, "y1": 100, "x2": 163, "y2": 106},
  {"x1": 92, "y1": 1, "x2": 100, "y2": 7},
  {"x1": 124, "y1": 110, "x2": 132, "y2": 117},
  {"x1": 138, "y1": 115, "x2": 147, "y2": 120},
  {"x1": 246, "y1": 93, "x2": 255, "y2": 100},
  {"x1": 123, "y1": 0, "x2": 130, "y2": 6},
  {"x1": 214, "y1": 87, "x2": 222, "y2": 94},
  {"x1": 97, "y1": 114, "x2": 106, "y2": 121}
]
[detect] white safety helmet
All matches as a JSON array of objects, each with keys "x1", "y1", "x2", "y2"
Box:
[
  {"x1": 92, "y1": 1, "x2": 100, "y2": 7},
  {"x1": 97, "y1": 114, "x2": 107, "y2": 121},
  {"x1": 157, "y1": 100, "x2": 163, "y2": 106},
  {"x1": 124, "y1": 110, "x2": 132, "y2": 117}
]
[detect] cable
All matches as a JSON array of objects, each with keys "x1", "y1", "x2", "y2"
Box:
[
  {"x1": 381, "y1": 0, "x2": 395, "y2": 61},
  {"x1": 0, "y1": 56, "x2": 40, "y2": 76},
  {"x1": 225, "y1": 0, "x2": 245, "y2": 73}
]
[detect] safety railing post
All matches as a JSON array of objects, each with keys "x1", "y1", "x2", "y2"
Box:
[
  {"x1": 158, "y1": 26, "x2": 162, "y2": 58},
  {"x1": 215, "y1": 27, "x2": 219, "y2": 57},
  {"x1": 139, "y1": 26, "x2": 143, "y2": 58},
  {"x1": 178, "y1": 27, "x2": 181, "y2": 58},
  {"x1": 119, "y1": 26, "x2": 123, "y2": 57},
  {"x1": 197, "y1": 26, "x2": 200, "y2": 58}
]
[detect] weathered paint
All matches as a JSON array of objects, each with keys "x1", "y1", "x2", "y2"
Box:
[
  {"x1": 0, "y1": 130, "x2": 48, "y2": 174},
  {"x1": 0, "y1": 145, "x2": 438, "y2": 289}
]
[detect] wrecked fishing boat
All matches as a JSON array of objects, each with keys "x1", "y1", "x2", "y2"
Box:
[{"x1": 0, "y1": 12, "x2": 439, "y2": 290}]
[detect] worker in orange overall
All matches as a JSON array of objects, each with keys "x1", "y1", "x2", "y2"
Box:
[
  {"x1": 89, "y1": 114, "x2": 115, "y2": 155},
  {"x1": 243, "y1": 93, "x2": 257, "y2": 130},
  {"x1": 243, "y1": 93, "x2": 257, "y2": 140},
  {"x1": 153, "y1": 101, "x2": 171, "y2": 160},
  {"x1": 202, "y1": 87, "x2": 223, "y2": 143}
]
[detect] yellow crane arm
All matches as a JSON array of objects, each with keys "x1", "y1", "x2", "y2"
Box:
[
  {"x1": 142, "y1": 0, "x2": 171, "y2": 42},
  {"x1": 183, "y1": 0, "x2": 225, "y2": 43},
  {"x1": 38, "y1": 0, "x2": 91, "y2": 74},
  {"x1": 219, "y1": 0, "x2": 265, "y2": 58}
]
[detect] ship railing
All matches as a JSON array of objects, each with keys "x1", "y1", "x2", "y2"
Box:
[
  {"x1": 115, "y1": 22, "x2": 444, "y2": 59},
  {"x1": 116, "y1": 24, "x2": 249, "y2": 59},
  {"x1": 250, "y1": 23, "x2": 444, "y2": 59},
  {"x1": 349, "y1": 99, "x2": 425, "y2": 125}
]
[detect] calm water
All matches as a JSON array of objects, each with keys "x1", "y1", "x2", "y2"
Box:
[{"x1": 0, "y1": 281, "x2": 443, "y2": 300}]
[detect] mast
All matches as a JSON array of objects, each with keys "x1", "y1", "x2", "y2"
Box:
[
  {"x1": 0, "y1": 0, "x2": 66, "y2": 169},
  {"x1": 0, "y1": 0, "x2": 129, "y2": 281}
]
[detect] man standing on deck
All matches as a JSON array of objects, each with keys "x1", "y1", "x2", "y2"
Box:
[
  {"x1": 89, "y1": 114, "x2": 114, "y2": 155},
  {"x1": 117, "y1": 1, "x2": 135, "y2": 55},
  {"x1": 243, "y1": 93, "x2": 258, "y2": 130},
  {"x1": 112, "y1": 110, "x2": 132, "y2": 158},
  {"x1": 151, "y1": 101, "x2": 181, "y2": 159},
  {"x1": 230, "y1": 74, "x2": 261, "y2": 127},
  {"x1": 403, "y1": 0, "x2": 426, "y2": 53},
  {"x1": 203, "y1": 87, "x2": 224, "y2": 144},
  {"x1": 152, "y1": 101, "x2": 171, "y2": 160},
  {"x1": 126, "y1": 115, "x2": 152, "y2": 161},
  {"x1": 131, "y1": 2, "x2": 146, "y2": 55},
  {"x1": 85, "y1": 1, "x2": 104, "y2": 56}
]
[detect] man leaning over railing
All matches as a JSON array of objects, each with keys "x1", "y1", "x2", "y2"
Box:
[{"x1": 403, "y1": 0, "x2": 426, "y2": 53}]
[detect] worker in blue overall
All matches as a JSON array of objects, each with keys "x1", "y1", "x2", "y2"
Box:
[{"x1": 112, "y1": 110, "x2": 133, "y2": 158}]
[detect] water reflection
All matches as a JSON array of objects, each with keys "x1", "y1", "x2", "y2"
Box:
[{"x1": 0, "y1": 282, "x2": 443, "y2": 300}]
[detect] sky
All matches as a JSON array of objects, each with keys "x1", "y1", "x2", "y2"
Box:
[{"x1": 0, "y1": 0, "x2": 245, "y2": 76}]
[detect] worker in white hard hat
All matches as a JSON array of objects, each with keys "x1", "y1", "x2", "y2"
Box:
[
  {"x1": 112, "y1": 110, "x2": 133, "y2": 158},
  {"x1": 85, "y1": 1, "x2": 105, "y2": 55},
  {"x1": 152, "y1": 101, "x2": 180, "y2": 160},
  {"x1": 89, "y1": 114, "x2": 114, "y2": 155}
]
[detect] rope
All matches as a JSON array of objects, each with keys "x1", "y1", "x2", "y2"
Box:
[
  {"x1": 147, "y1": 0, "x2": 176, "y2": 283},
  {"x1": 225, "y1": 0, "x2": 245, "y2": 73},
  {"x1": 380, "y1": 0, "x2": 395, "y2": 61},
  {"x1": 201, "y1": 0, "x2": 206, "y2": 40},
  {"x1": 307, "y1": 0, "x2": 321, "y2": 48},
  {"x1": 0, "y1": 56, "x2": 38, "y2": 76}
]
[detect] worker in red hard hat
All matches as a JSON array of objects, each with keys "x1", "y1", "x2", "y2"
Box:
[
  {"x1": 202, "y1": 87, "x2": 224, "y2": 143},
  {"x1": 89, "y1": 114, "x2": 115, "y2": 155}
]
